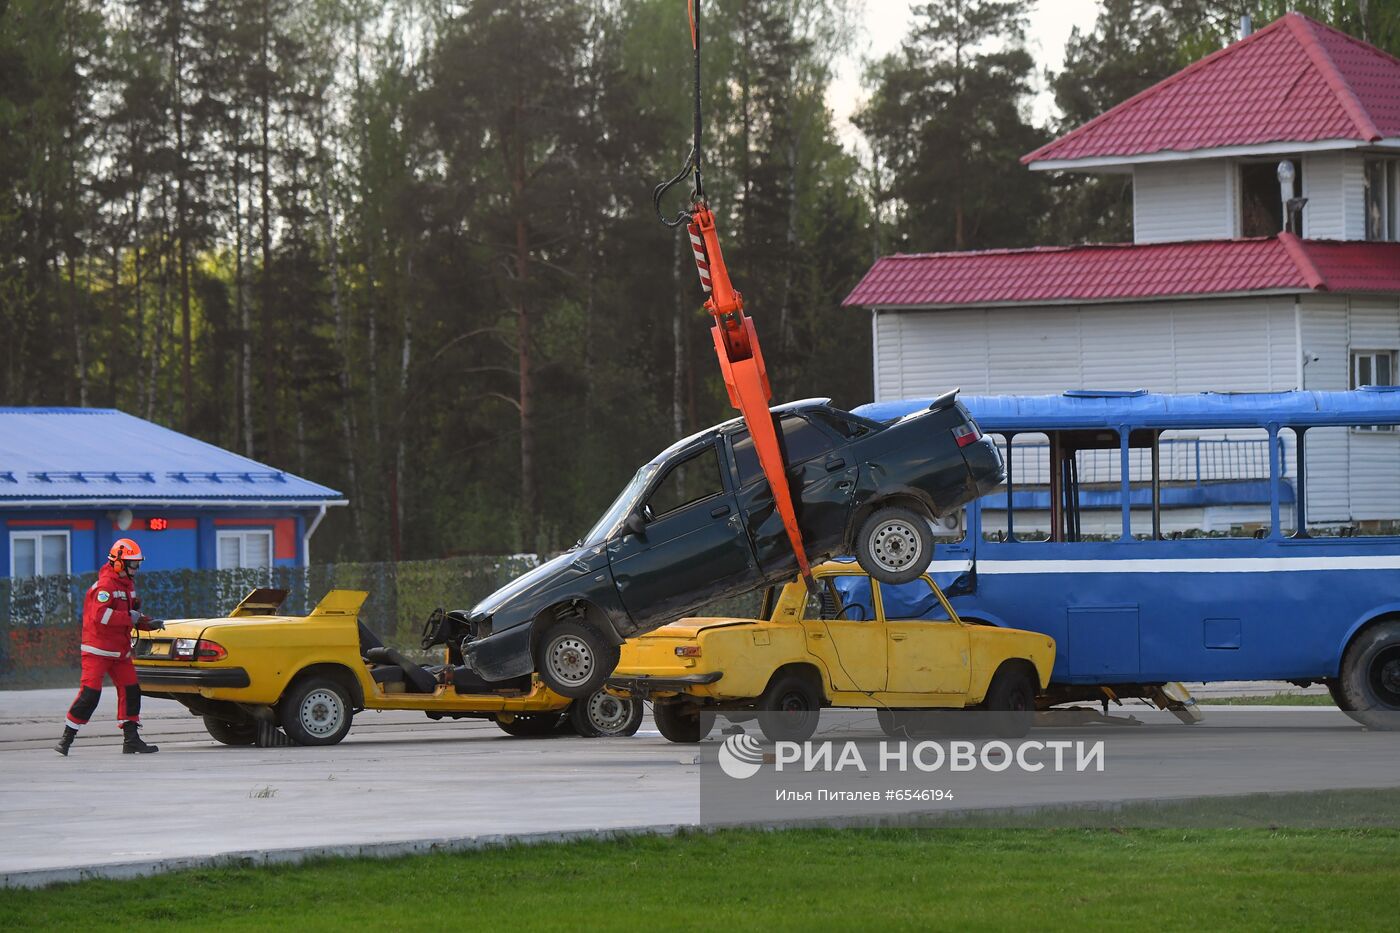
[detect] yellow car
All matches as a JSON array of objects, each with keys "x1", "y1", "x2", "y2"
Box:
[
  {"x1": 133, "y1": 588, "x2": 641, "y2": 746},
  {"x1": 608, "y1": 561, "x2": 1055, "y2": 742}
]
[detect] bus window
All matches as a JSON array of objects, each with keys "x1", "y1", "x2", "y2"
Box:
[
  {"x1": 983, "y1": 433, "x2": 1051, "y2": 542},
  {"x1": 1300, "y1": 423, "x2": 1400, "y2": 537},
  {"x1": 1153, "y1": 428, "x2": 1281, "y2": 538}
]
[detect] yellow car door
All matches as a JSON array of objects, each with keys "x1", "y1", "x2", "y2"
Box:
[
  {"x1": 879, "y1": 576, "x2": 970, "y2": 696},
  {"x1": 801, "y1": 573, "x2": 887, "y2": 692}
]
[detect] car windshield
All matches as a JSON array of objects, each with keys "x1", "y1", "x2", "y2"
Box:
[{"x1": 582, "y1": 464, "x2": 659, "y2": 545}]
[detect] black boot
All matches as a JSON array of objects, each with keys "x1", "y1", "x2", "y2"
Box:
[
  {"x1": 54, "y1": 726, "x2": 76, "y2": 757},
  {"x1": 122, "y1": 722, "x2": 159, "y2": 754}
]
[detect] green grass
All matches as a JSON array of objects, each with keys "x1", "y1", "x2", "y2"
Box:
[
  {"x1": 1197, "y1": 693, "x2": 1337, "y2": 706},
  {"x1": 5, "y1": 791, "x2": 1400, "y2": 931}
]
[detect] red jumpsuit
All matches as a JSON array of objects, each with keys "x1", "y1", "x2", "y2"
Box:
[{"x1": 65, "y1": 565, "x2": 158, "y2": 730}]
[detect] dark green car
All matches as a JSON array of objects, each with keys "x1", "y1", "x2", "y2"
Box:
[{"x1": 450, "y1": 395, "x2": 1003, "y2": 698}]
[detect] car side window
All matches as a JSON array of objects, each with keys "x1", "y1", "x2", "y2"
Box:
[
  {"x1": 802, "y1": 576, "x2": 873, "y2": 622},
  {"x1": 812, "y1": 410, "x2": 870, "y2": 439},
  {"x1": 879, "y1": 578, "x2": 952, "y2": 621},
  {"x1": 647, "y1": 444, "x2": 725, "y2": 519},
  {"x1": 732, "y1": 415, "x2": 838, "y2": 487}
]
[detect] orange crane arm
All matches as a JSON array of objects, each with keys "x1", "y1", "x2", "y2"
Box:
[
  {"x1": 687, "y1": 206, "x2": 815, "y2": 590},
  {"x1": 655, "y1": 0, "x2": 815, "y2": 592}
]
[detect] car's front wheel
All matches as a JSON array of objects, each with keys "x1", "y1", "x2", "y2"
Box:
[
  {"x1": 203, "y1": 715, "x2": 256, "y2": 746},
  {"x1": 279, "y1": 677, "x2": 354, "y2": 746},
  {"x1": 570, "y1": 689, "x2": 643, "y2": 738},
  {"x1": 855, "y1": 505, "x2": 934, "y2": 584},
  {"x1": 535, "y1": 619, "x2": 620, "y2": 699},
  {"x1": 982, "y1": 665, "x2": 1037, "y2": 738},
  {"x1": 758, "y1": 673, "x2": 822, "y2": 742}
]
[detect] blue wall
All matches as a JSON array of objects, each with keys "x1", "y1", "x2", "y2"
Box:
[{"x1": 2, "y1": 509, "x2": 310, "y2": 577}]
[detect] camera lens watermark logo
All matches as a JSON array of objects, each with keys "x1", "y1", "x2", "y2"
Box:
[{"x1": 718, "y1": 733, "x2": 765, "y2": 779}]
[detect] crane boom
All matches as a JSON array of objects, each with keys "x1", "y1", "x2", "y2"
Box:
[{"x1": 654, "y1": 0, "x2": 816, "y2": 591}]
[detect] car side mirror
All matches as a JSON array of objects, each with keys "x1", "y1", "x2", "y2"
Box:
[{"x1": 625, "y1": 509, "x2": 647, "y2": 537}]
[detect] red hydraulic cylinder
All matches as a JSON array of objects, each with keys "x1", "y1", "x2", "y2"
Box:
[{"x1": 687, "y1": 205, "x2": 816, "y2": 590}]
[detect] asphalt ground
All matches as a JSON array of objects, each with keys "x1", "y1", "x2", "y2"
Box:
[{"x1": 0, "y1": 684, "x2": 1385, "y2": 888}]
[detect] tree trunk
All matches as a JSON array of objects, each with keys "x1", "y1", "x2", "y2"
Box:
[
  {"x1": 394, "y1": 254, "x2": 413, "y2": 561},
  {"x1": 258, "y1": 0, "x2": 276, "y2": 459},
  {"x1": 322, "y1": 162, "x2": 361, "y2": 540},
  {"x1": 172, "y1": 0, "x2": 192, "y2": 429}
]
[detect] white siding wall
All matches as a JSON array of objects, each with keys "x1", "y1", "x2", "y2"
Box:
[
  {"x1": 1298, "y1": 296, "x2": 1350, "y2": 522},
  {"x1": 873, "y1": 297, "x2": 1299, "y2": 401},
  {"x1": 1133, "y1": 161, "x2": 1234, "y2": 243},
  {"x1": 1342, "y1": 153, "x2": 1368, "y2": 240},
  {"x1": 1303, "y1": 153, "x2": 1346, "y2": 239}
]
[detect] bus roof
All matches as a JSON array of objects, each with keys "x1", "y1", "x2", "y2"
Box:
[{"x1": 855, "y1": 388, "x2": 1400, "y2": 431}]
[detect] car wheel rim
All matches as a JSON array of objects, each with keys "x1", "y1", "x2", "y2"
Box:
[
  {"x1": 586, "y1": 693, "x2": 632, "y2": 734},
  {"x1": 869, "y1": 519, "x2": 922, "y2": 573},
  {"x1": 300, "y1": 689, "x2": 343, "y2": 738},
  {"x1": 1370, "y1": 647, "x2": 1400, "y2": 707},
  {"x1": 548, "y1": 635, "x2": 594, "y2": 687}
]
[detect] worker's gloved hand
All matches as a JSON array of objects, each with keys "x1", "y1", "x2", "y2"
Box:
[
  {"x1": 132, "y1": 597, "x2": 141, "y2": 611},
  {"x1": 147, "y1": 619, "x2": 165, "y2": 631}
]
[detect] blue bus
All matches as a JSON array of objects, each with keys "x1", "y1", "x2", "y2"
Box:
[{"x1": 856, "y1": 389, "x2": 1400, "y2": 728}]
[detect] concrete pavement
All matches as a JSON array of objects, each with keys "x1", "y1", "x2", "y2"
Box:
[{"x1": 0, "y1": 686, "x2": 1389, "y2": 889}]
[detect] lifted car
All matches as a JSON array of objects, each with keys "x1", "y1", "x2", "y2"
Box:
[
  {"x1": 133, "y1": 588, "x2": 641, "y2": 746},
  {"x1": 606, "y1": 561, "x2": 1055, "y2": 742},
  {"x1": 459, "y1": 394, "x2": 1003, "y2": 699}
]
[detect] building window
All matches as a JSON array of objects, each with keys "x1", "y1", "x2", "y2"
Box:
[
  {"x1": 217, "y1": 530, "x2": 273, "y2": 570},
  {"x1": 10, "y1": 531, "x2": 71, "y2": 578},
  {"x1": 1352, "y1": 350, "x2": 1398, "y2": 432},
  {"x1": 1364, "y1": 159, "x2": 1398, "y2": 242},
  {"x1": 1352, "y1": 350, "x2": 1397, "y2": 389},
  {"x1": 1239, "y1": 159, "x2": 1302, "y2": 238}
]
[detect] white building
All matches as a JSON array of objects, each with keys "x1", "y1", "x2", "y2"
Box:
[{"x1": 845, "y1": 13, "x2": 1400, "y2": 533}]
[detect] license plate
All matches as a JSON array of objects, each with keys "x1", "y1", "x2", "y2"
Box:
[{"x1": 148, "y1": 642, "x2": 171, "y2": 658}]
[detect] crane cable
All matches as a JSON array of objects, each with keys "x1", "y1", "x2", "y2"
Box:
[{"x1": 652, "y1": 0, "x2": 705, "y2": 226}]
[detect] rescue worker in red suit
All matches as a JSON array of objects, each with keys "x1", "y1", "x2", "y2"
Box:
[{"x1": 55, "y1": 538, "x2": 164, "y2": 755}]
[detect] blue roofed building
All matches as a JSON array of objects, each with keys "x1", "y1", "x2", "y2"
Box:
[{"x1": 0, "y1": 408, "x2": 346, "y2": 579}]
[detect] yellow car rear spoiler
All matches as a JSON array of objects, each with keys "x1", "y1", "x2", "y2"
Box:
[
  {"x1": 310, "y1": 589, "x2": 369, "y2": 617},
  {"x1": 228, "y1": 587, "x2": 368, "y2": 618}
]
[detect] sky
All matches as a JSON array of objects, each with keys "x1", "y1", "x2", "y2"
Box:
[{"x1": 829, "y1": 0, "x2": 1104, "y2": 144}]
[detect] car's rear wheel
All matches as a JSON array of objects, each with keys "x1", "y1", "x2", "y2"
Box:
[
  {"x1": 203, "y1": 715, "x2": 256, "y2": 746},
  {"x1": 855, "y1": 505, "x2": 933, "y2": 585},
  {"x1": 1335, "y1": 620, "x2": 1400, "y2": 730},
  {"x1": 982, "y1": 665, "x2": 1036, "y2": 738},
  {"x1": 535, "y1": 619, "x2": 620, "y2": 699},
  {"x1": 570, "y1": 690, "x2": 643, "y2": 738},
  {"x1": 758, "y1": 673, "x2": 822, "y2": 743},
  {"x1": 495, "y1": 712, "x2": 567, "y2": 737},
  {"x1": 653, "y1": 702, "x2": 714, "y2": 743},
  {"x1": 279, "y1": 677, "x2": 353, "y2": 746}
]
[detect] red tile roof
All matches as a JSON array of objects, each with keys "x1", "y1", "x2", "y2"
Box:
[
  {"x1": 842, "y1": 236, "x2": 1400, "y2": 308},
  {"x1": 1024, "y1": 13, "x2": 1400, "y2": 166}
]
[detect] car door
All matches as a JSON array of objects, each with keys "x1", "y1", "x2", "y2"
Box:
[
  {"x1": 879, "y1": 576, "x2": 970, "y2": 696},
  {"x1": 730, "y1": 414, "x2": 858, "y2": 576},
  {"x1": 608, "y1": 441, "x2": 759, "y2": 626},
  {"x1": 800, "y1": 574, "x2": 886, "y2": 693}
]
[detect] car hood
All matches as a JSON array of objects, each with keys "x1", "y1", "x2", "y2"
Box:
[{"x1": 470, "y1": 548, "x2": 604, "y2": 618}]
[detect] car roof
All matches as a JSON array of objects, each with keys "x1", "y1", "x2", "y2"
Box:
[{"x1": 648, "y1": 398, "x2": 835, "y2": 464}]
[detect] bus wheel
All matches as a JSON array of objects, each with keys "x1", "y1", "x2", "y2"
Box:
[
  {"x1": 1336, "y1": 620, "x2": 1400, "y2": 730},
  {"x1": 1325, "y1": 679, "x2": 1352, "y2": 711}
]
